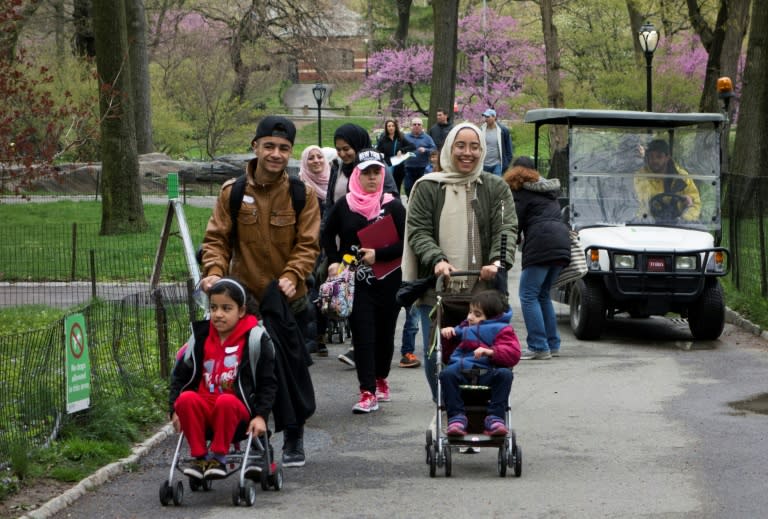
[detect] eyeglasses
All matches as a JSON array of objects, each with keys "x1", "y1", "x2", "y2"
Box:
[{"x1": 412, "y1": 123, "x2": 422, "y2": 126}]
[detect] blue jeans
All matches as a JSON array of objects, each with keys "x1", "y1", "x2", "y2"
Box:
[
  {"x1": 400, "y1": 305, "x2": 419, "y2": 355},
  {"x1": 416, "y1": 304, "x2": 438, "y2": 401},
  {"x1": 483, "y1": 163, "x2": 502, "y2": 175},
  {"x1": 404, "y1": 167, "x2": 426, "y2": 197},
  {"x1": 519, "y1": 264, "x2": 563, "y2": 353},
  {"x1": 439, "y1": 364, "x2": 513, "y2": 418}
]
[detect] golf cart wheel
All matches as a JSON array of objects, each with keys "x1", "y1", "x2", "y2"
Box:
[
  {"x1": 570, "y1": 278, "x2": 605, "y2": 340},
  {"x1": 688, "y1": 279, "x2": 725, "y2": 340}
]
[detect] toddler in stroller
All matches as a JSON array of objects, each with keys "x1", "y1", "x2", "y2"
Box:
[
  {"x1": 426, "y1": 281, "x2": 523, "y2": 477},
  {"x1": 161, "y1": 278, "x2": 283, "y2": 507}
]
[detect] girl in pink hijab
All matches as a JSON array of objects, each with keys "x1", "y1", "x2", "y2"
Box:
[{"x1": 320, "y1": 149, "x2": 406, "y2": 414}]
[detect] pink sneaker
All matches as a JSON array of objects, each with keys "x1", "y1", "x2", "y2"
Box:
[
  {"x1": 352, "y1": 390, "x2": 379, "y2": 414},
  {"x1": 375, "y1": 378, "x2": 391, "y2": 402},
  {"x1": 446, "y1": 415, "x2": 468, "y2": 436},
  {"x1": 483, "y1": 415, "x2": 509, "y2": 436}
]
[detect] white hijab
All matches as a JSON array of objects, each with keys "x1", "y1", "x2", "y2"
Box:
[{"x1": 402, "y1": 123, "x2": 487, "y2": 281}]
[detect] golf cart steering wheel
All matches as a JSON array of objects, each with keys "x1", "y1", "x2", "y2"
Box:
[{"x1": 649, "y1": 193, "x2": 687, "y2": 222}]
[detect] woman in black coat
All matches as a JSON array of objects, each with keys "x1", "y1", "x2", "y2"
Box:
[
  {"x1": 504, "y1": 157, "x2": 571, "y2": 360},
  {"x1": 376, "y1": 118, "x2": 406, "y2": 194}
]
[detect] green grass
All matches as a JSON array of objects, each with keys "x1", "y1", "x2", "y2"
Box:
[{"x1": 0, "y1": 201, "x2": 212, "y2": 281}]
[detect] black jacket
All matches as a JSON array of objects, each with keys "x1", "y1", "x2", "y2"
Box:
[
  {"x1": 513, "y1": 179, "x2": 571, "y2": 269},
  {"x1": 169, "y1": 319, "x2": 277, "y2": 421},
  {"x1": 258, "y1": 281, "x2": 316, "y2": 431}
]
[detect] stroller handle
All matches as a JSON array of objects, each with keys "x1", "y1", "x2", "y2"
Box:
[{"x1": 436, "y1": 270, "x2": 482, "y2": 292}]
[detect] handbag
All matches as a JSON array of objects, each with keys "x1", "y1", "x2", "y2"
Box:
[
  {"x1": 552, "y1": 231, "x2": 588, "y2": 289},
  {"x1": 318, "y1": 263, "x2": 356, "y2": 319}
]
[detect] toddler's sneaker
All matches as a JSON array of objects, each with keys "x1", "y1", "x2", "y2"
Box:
[
  {"x1": 183, "y1": 458, "x2": 208, "y2": 480},
  {"x1": 375, "y1": 378, "x2": 391, "y2": 402},
  {"x1": 203, "y1": 459, "x2": 228, "y2": 479},
  {"x1": 446, "y1": 415, "x2": 468, "y2": 436},
  {"x1": 483, "y1": 415, "x2": 509, "y2": 437},
  {"x1": 352, "y1": 390, "x2": 379, "y2": 413}
]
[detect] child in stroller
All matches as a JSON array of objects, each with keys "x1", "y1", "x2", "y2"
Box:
[
  {"x1": 439, "y1": 290, "x2": 521, "y2": 437},
  {"x1": 161, "y1": 278, "x2": 282, "y2": 506},
  {"x1": 426, "y1": 282, "x2": 522, "y2": 478}
]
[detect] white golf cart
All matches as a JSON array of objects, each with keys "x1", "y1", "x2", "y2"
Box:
[{"x1": 524, "y1": 109, "x2": 730, "y2": 340}]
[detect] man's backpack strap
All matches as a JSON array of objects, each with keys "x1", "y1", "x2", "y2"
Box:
[
  {"x1": 246, "y1": 323, "x2": 274, "y2": 384},
  {"x1": 228, "y1": 174, "x2": 307, "y2": 249}
]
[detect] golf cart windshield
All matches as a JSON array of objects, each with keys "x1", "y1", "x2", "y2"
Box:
[{"x1": 569, "y1": 126, "x2": 721, "y2": 231}]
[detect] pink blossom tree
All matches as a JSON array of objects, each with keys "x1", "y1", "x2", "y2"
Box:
[
  {"x1": 455, "y1": 8, "x2": 544, "y2": 122},
  {"x1": 352, "y1": 8, "x2": 544, "y2": 122}
]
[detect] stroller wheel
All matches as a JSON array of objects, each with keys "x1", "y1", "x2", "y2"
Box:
[
  {"x1": 189, "y1": 477, "x2": 202, "y2": 492},
  {"x1": 444, "y1": 446, "x2": 452, "y2": 477},
  {"x1": 172, "y1": 480, "x2": 184, "y2": 505},
  {"x1": 159, "y1": 481, "x2": 172, "y2": 506},
  {"x1": 232, "y1": 483, "x2": 242, "y2": 506},
  {"x1": 513, "y1": 444, "x2": 522, "y2": 477},
  {"x1": 270, "y1": 465, "x2": 284, "y2": 490},
  {"x1": 497, "y1": 446, "x2": 508, "y2": 477},
  {"x1": 244, "y1": 482, "x2": 257, "y2": 506},
  {"x1": 428, "y1": 445, "x2": 437, "y2": 477},
  {"x1": 425, "y1": 429, "x2": 433, "y2": 464}
]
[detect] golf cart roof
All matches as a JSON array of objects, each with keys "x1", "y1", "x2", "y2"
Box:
[{"x1": 524, "y1": 109, "x2": 724, "y2": 128}]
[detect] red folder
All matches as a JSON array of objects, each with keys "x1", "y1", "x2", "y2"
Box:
[{"x1": 357, "y1": 214, "x2": 402, "y2": 279}]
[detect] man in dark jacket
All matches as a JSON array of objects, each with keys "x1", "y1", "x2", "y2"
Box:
[{"x1": 428, "y1": 108, "x2": 453, "y2": 151}]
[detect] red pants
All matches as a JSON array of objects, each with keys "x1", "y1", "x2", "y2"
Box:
[{"x1": 174, "y1": 391, "x2": 249, "y2": 458}]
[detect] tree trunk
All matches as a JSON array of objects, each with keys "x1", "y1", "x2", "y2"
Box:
[
  {"x1": 540, "y1": 0, "x2": 568, "y2": 183},
  {"x1": 73, "y1": 0, "x2": 95, "y2": 57},
  {"x1": 429, "y1": 0, "x2": 458, "y2": 129},
  {"x1": 731, "y1": 1, "x2": 768, "y2": 181},
  {"x1": 720, "y1": 0, "x2": 750, "y2": 122},
  {"x1": 92, "y1": 0, "x2": 146, "y2": 235},
  {"x1": 389, "y1": 0, "x2": 412, "y2": 118},
  {"x1": 126, "y1": 0, "x2": 154, "y2": 154}
]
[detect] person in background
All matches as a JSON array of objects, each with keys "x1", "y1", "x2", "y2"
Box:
[
  {"x1": 299, "y1": 145, "x2": 332, "y2": 357},
  {"x1": 321, "y1": 149, "x2": 406, "y2": 413},
  {"x1": 200, "y1": 115, "x2": 319, "y2": 468},
  {"x1": 402, "y1": 122, "x2": 517, "y2": 401},
  {"x1": 402, "y1": 117, "x2": 437, "y2": 196},
  {"x1": 428, "y1": 108, "x2": 454, "y2": 151},
  {"x1": 170, "y1": 278, "x2": 277, "y2": 480},
  {"x1": 439, "y1": 289, "x2": 520, "y2": 436},
  {"x1": 376, "y1": 119, "x2": 407, "y2": 194},
  {"x1": 504, "y1": 156, "x2": 571, "y2": 360},
  {"x1": 480, "y1": 108, "x2": 514, "y2": 176}
]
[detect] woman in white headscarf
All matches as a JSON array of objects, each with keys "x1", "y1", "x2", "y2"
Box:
[
  {"x1": 402, "y1": 122, "x2": 518, "y2": 401},
  {"x1": 299, "y1": 145, "x2": 331, "y2": 216}
]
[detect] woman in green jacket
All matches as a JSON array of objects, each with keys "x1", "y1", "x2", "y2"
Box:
[{"x1": 402, "y1": 122, "x2": 518, "y2": 401}]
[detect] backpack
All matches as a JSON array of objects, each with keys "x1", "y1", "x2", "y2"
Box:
[
  {"x1": 196, "y1": 173, "x2": 306, "y2": 264},
  {"x1": 317, "y1": 259, "x2": 356, "y2": 319}
]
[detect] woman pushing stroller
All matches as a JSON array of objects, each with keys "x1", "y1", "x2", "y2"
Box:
[{"x1": 439, "y1": 290, "x2": 521, "y2": 437}]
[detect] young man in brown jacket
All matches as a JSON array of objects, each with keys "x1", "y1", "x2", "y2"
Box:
[{"x1": 200, "y1": 115, "x2": 321, "y2": 468}]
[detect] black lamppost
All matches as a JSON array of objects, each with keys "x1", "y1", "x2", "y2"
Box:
[
  {"x1": 312, "y1": 82, "x2": 327, "y2": 147},
  {"x1": 638, "y1": 21, "x2": 659, "y2": 112},
  {"x1": 364, "y1": 38, "x2": 369, "y2": 78}
]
